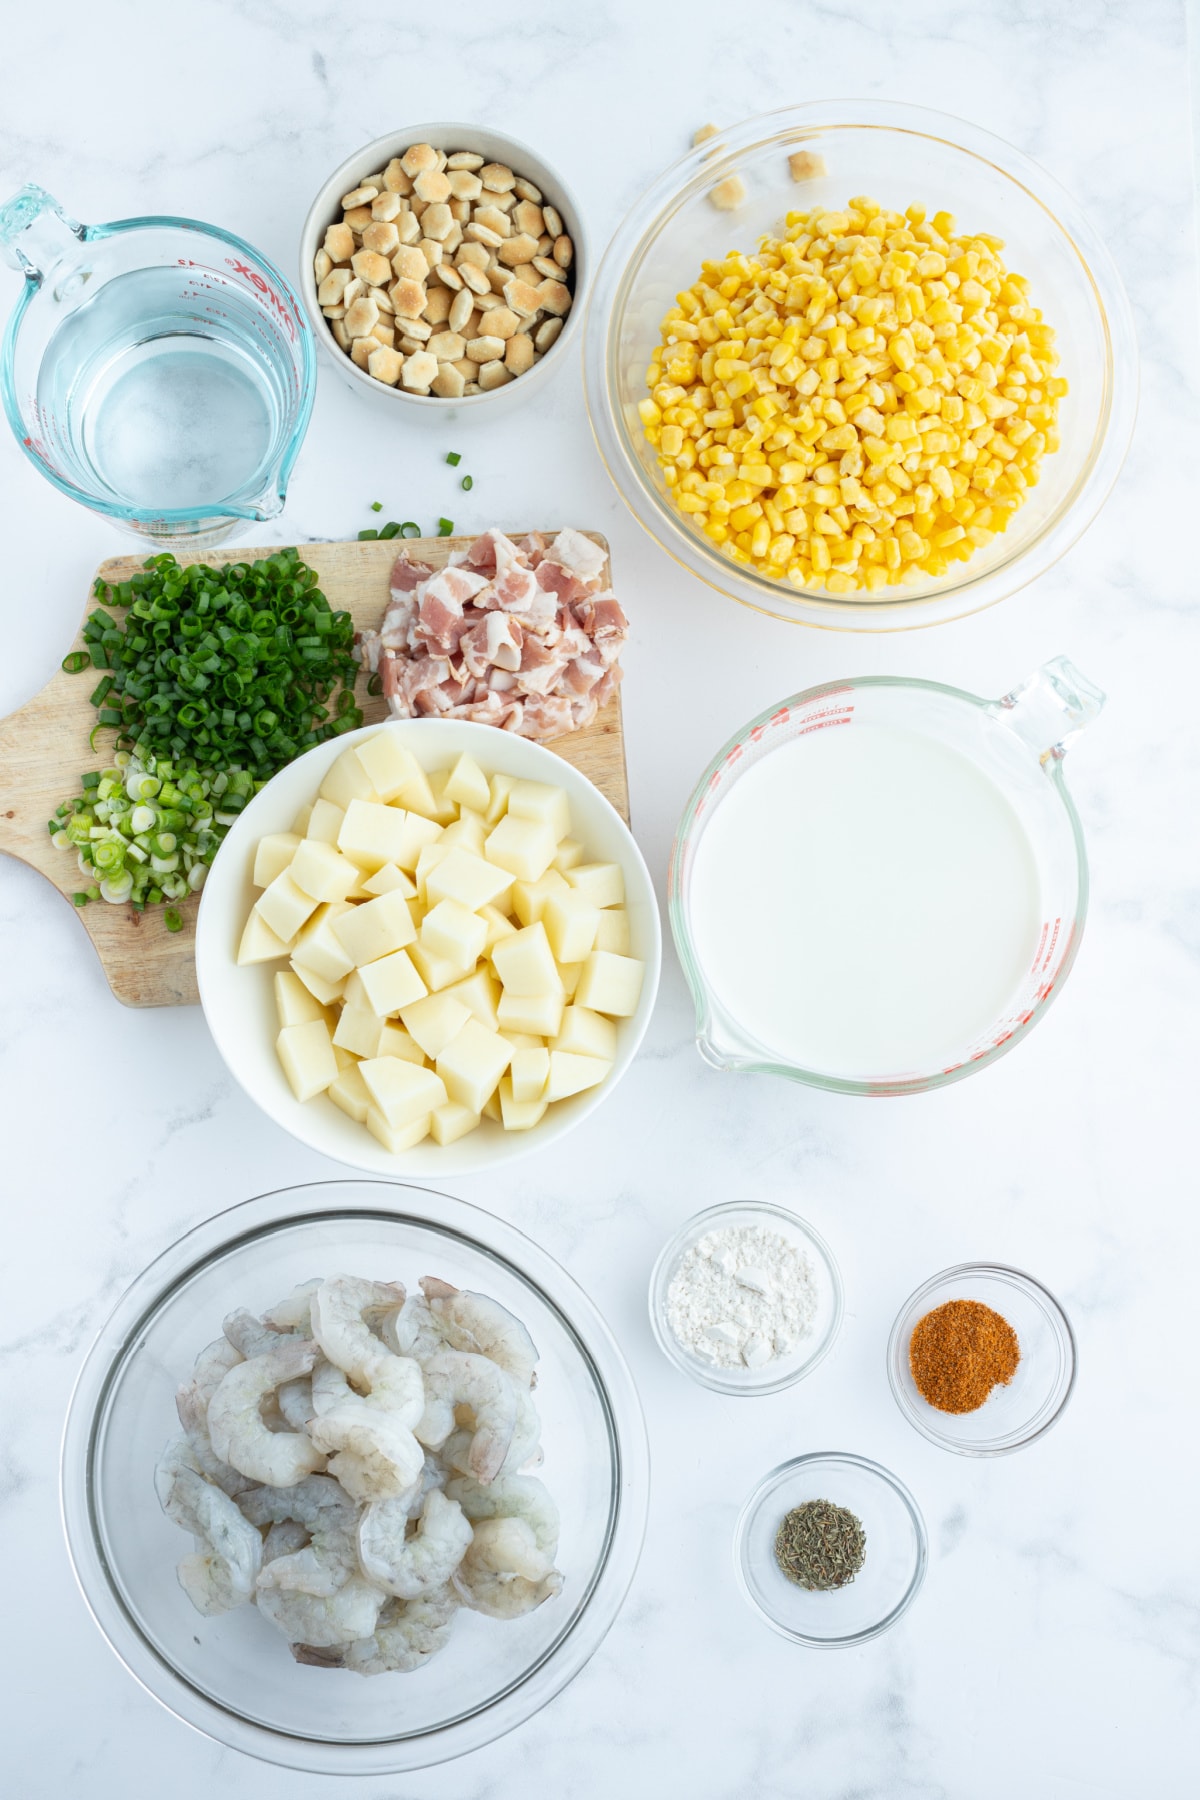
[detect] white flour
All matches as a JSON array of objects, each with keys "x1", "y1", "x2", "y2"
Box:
[{"x1": 664, "y1": 1223, "x2": 818, "y2": 1369}]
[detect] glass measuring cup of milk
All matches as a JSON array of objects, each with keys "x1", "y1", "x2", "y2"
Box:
[
  {"x1": 0, "y1": 185, "x2": 315, "y2": 548},
  {"x1": 670, "y1": 657, "x2": 1103, "y2": 1096}
]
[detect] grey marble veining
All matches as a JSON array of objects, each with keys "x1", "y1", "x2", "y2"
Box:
[{"x1": 2, "y1": 0, "x2": 1199, "y2": 1795}]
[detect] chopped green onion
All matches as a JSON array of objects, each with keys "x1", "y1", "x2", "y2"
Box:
[
  {"x1": 73, "y1": 892, "x2": 89, "y2": 907},
  {"x1": 461, "y1": 475, "x2": 473, "y2": 491},
  {"x1": 358, "y1": 528, "x2": 379, "y2": 540},
  {"x1": 400, "y1": 522, "x2": 422, "y2": 538},
  {"x1": 61, "y1": 650, "x2": 90, "y2": 673},
  {"x1": 370, "y1": 500, "x2": 383, "y2": 512},
  {"x1": 379, "y1": 521, "x2": 401, "y2": 540},
  {"x1": 445, "y1": 452, "x2": 462, "y2": 466},
  {"x1": 164, "y1": 907, "x2": 183, "y2": 932},
  {"x1": 81, "y1": 771, "x2": 101, "y2": 790},
  {"x1": 367, "y1": 672, "x2": 383, "y2": 697},
  {"x1": 437, "y1": 518, "x2": 454, "y2": 536}
]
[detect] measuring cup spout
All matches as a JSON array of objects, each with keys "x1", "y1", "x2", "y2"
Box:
[
  {"x1": 991, "y1": 656, "x2": 1105, "y2": 763},
  {"x1": 0, "y1": 184, "x2": 84, "y2": 280}
]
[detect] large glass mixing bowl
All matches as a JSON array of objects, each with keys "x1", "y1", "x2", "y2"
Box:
[
  {"x1": 60, "y1": 1182, "x2": 648, "y2": 1775},
  {"x1": 585, "y1": 101, "x2": 1137, "y2": 630}
]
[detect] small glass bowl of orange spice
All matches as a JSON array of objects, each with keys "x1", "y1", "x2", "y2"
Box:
[{"x1": 887, "y1": 1264, "x2": 1076, "y2": 1456}]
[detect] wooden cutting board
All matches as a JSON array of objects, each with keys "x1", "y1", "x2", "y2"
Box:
[{"x1": 0, "y1": 533, "x2": 628, "y2": 1008}]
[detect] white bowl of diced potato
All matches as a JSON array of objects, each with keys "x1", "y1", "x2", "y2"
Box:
[
  {"x1": 195, "y1": 719, "x2": 660, "y2": 1174},
  {"x1": 299, "y1": 124, "x2": 587, "y2": 413}
]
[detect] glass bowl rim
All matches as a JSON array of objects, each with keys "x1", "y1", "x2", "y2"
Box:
[
  {"x1": 647, "y1": 1199, "x2": 844, "y2": 1394},
  {"x1": 733, "y1": 1451, "x2": 928, "y2": 1646},
  {"x1": 59, "y1": 1178, "x2": 650, "y2": 1775},
  {"x1": 886, "y1": 1259, "x2": 1078, "y2": 1456},
  {"x1": 583, "y1": 97, "x2": 1139, "y2": 632},
  {"x1": 667, "y1": 672, "x2": 1089, "y2": 1096}
]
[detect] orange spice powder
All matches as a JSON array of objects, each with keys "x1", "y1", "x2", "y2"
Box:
[{"x1": 909, "y1": 1298, "x2": 1020, "y2": 1414}]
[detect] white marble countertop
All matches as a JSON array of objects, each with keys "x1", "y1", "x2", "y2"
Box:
[{"x1": 3, "y1": 1, "x2": 1199, "y2": 1794}]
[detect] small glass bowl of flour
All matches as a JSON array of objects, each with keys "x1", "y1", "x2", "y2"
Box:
[{"x1": 649, "y1": 1202, "x2": 843, "y2": 1394}]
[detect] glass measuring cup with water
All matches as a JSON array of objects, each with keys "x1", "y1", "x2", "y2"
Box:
[
  {"x1": 0, "y1": 185, "x2": 315, "y2": 547},
  {"x1": 670, "y1": 657, "x2": 1104, "y2": 1096}
]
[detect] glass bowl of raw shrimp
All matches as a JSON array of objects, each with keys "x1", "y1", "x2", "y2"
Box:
[{"x1": 60, "y1": 1180, "x2": 649, "y2": 1776}]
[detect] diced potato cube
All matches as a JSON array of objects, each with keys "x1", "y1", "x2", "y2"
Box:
[
  {"x1": 552, "y1": 837, "x2": 585, "y2": 873},
  {"x1": 256, "y1": 870, "x2": 320, "y2": 943},
  {"x1": 288, "y1": 957, "x2": 347, "y2": 1005},
  {"x1": 338, "y1": 799, "x2": 418, "y2": 873},
  {"x1": 424, "y1": 769, "x2": 460, "y2": 826},
  {"x1": 426, "y1": 848, "x2": 513, "y2": 912},
  {"x1": 492, "y1": 922, "x2": 561, "y2": 995},
  {"x1": 357, "y1": 948, "x2": 428, "y2": 1015},
  {"x1": 574, "y1": 951, "x2": 644, "y2": 1017},
  {"x1": 359, "y1": 1056, "x2": 447, "y2": 1127},
  {"x1": 482, "y1": 1088, "x2": 503, "y2": 1122},
  {"x1": 378, "y1": 1022, "x2": 426, "y2": 1063},
  {"x1": 275, "y1": 968, "x2": 329, "y2": 1027},
  {"x1": 436, "y1": 1019, "x2": 513, "y2": 1114},
  {"x1": 291, "y1": 918, "x2": 355, "y2": 985},
  {"x1": 441, "y1": 808, "x2": 487, "y2": 855},
  {"x1": 546, "y1": 1050, "x2": 611, "y2": 1101},
  {"x1": 543, "y1": 890, "x2": 600, "y2": 964},
  {"x1": 498, "y1": 1075, "x2": 548, "y2": 1132},
  {"x1": 510, "y1": 1045, "x2": 550, "y2": 1104},
  {"x1": 415, "y1": 839, "x2": 455, "y2": 899},
  {"x1": 356, "y1": 731, "x2": 424, "y2": 803},
  {"x1": 332, "y1": 1043, "x2": 357, "y2": 1072},
  {"x1": 506, "y1": 778, "x2": 571, "y2": 840},
  {"x1": 511, "y1": 869, "x2": 570, "y2": 928},
  {"x1": 397, "y1": 763, "x2": 440, "y2": 820},
  {"x1": 409, "y1": 939, "x2": 473, "y2": 993},
  {"x1": 329, "y1": 1062, "x2": 371, "y2": 1123},
  {"x1": 485, "y1": 814, "x2": 557, "y2": 882},
  {"x1": 290, "y1": 838, "x2": 363, "y2": 903},
  {"x1": 558, "y1": 961, "x2": 582, "y2": 999},
  {"x1": 333, "y1": 1004, "x2": 386, "y2": 1059},
  {"x1": 238, "y1": 909, "x2": 292, "y2": 965},
  {"x1": 366, "y1": 1107, "x2": 433, "y2": 1152},
  {"x1": 253, "y1": 832, "x2": 300, "y2": 888},
  {"x1": 444, "y1": 753, "x2": 491, "y2": 813},
  {"x1": 291, "y1": 802, "x2": 312, "y2": 835},
  {"x1": 553, "y1": 1005, "x2": 618, "y2": 1060},
  {"x1": 319, "y1": 746, "x2": 378, "y2": 810},
  {"x1": 342, "y1": 968, "x2": 371, "y2": 1011},
  {"x1": 593, "y1": 909, "x2": 631, "y2": 954},
  {"x1": 504, "y1": 1032, "x2": 544, "y2": 1049},
  {"x1": 484, "y1": 772, "x2": 515, "y2": 828},
  {"x1": 567, "y1": 862, "x2": 625, "y2": 908},
  {"x1": 431, "y1": 1100, "x2": 481, "y2": 1145},
  {"x1": 497, "y1": 989, "x2": 565, "y2": 1037},
  {"x1": 277, "y1": 1020, "x2": 339, "y2": 1102},
  {"x1": 362, "y1": 862, "x2": 417, "y2": 899},
  {"x1": 480, "y1": 904, "x2": 517, "y2": 953},
  {"x1": 401, "y1": 991, "x2": 472, "y2": 1059},
  {"x1": 421, "y1": 899, "x2": 488, "y2": 967},
  {"x1": 305, "y1": 798, "x2": 346, "y2": 846},
  {"x1": 332, "y1": 890, "x2": 417, "y2": 966},
  {"x1": 442, "y1": 967, "x2": 501, "y2": 1031}
]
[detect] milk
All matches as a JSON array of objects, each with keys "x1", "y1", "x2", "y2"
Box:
[{"x1": 687, "y1": 723, "x2": 1042, "y2": 1077}]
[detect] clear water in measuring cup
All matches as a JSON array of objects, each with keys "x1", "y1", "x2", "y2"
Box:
[{"x1": 36, "y1": 267, "x2": 281, "y2": 512}]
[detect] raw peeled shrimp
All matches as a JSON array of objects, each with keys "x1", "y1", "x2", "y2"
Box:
[
  {"x1": 207, "y1": 1339, "x2": 325, "y2": 1486},
  {"x1": 381, "y1": 1292, "x2": 447, "y2": 1363},
  {"x1": 262, "y1": 1278, "x2": 323, "y2": 1334},
  {"x1": 415, "y1": 1351, "x2": 518, "y2": 1484},
  {"x1": 154, "y1": 1441, "x2": 262, "y2": 1616},
  {"x1": 440, "y1": 1381, "x2": 541, "y2": 1483},
  {"x1": 243, "y1": 1475, "x2": 360, "y2": 1599},
  {"x1": 452, "y1": 1516, "x2": 563, "y2": 1621},
  {"x1": 308, "y1": 1356, "x2": 424, "y2": 1503},
  {"x1": 175, "y1": 1337, "x2": 248, "y2": 1496},
  {"x1": 311, "y1": 1277, "x2": 415, "y2": 1417},
  {"x1": 222, "y1": 1308, "x2": 290, "y2": 1359},
  {"x1": 256, "y1": 1574, "x2": 386, "y2": 1649},
  {"x1": 420, "y1": 1278, "x2": 540, "y2": 1388},
  {"x1": 358, "y1": 1488, "x2": 473, "y2": 1600},
  {"x1": 444, "y1": 1473, "x2": 560, "y2": 1562},
  {"x1": 263, "y1": 1519, "x2": 309, "y2": 1563},
  {"x1": 294, "y1": 1584, "x2": 458, "y2": 1676}
]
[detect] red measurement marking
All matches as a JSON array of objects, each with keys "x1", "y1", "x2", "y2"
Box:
[{"x1": 227, "y1": 256, "x2": 297, "y2": 341}]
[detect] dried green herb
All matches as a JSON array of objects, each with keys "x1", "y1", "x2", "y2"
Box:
[{"x1": 774, "y1": 1499, "x2": 866, "y2": 1591}]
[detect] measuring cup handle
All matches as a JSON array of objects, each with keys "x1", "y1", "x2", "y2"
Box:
[
  {"x1": 0, "y1": 184, "x2": 83, "y2": 278},
  {"x1": 990, "y1": 655, "x2": 1105, "y2": 762}
]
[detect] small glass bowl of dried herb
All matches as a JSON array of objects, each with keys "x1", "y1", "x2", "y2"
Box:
[
  {"x1": 735, "y1": 1453, "x2": 927, "y2": 1646},
  {"x1": 887, "y1": 1263, "x2": 1076, "y2": 1456}
]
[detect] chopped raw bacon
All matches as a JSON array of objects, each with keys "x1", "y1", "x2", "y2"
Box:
[{"x1": 357, "y1": 527, "x2": 628, "y2": 740}]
